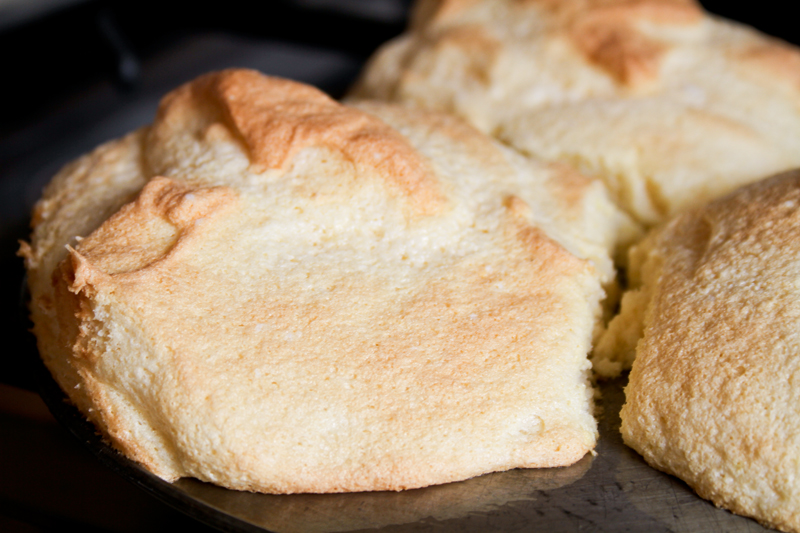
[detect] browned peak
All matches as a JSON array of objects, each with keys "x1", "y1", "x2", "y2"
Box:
[
  {"x1": 153, "y1": 69, "x2": 442, "y2": 213},
  {"x1": 571, "y1": 20, "x2": 666, "y2": 87},
  {"x1": 526, "y1": 0, "x2": 701, "y2": 87},
  {"x1": 73, "y1": 177, "x2": 236, "y2": 279},
  {"x1": 418, "y1": 0, "x2": 702, "y2": 88},
  {"x1": 545, "y1": 162, "x2": 598, "y2": 211},
  {"x1": 521, "y1": 0, "x2": 701, "y2": 22},
  {"x1": 503, "y1": 195, "x2": 587, "y2": 277},
  {"x1": 434, "y1": 25, "x2": 502, "y2": 85},
  {"x1": 410, "y1": 0, "x2": 482, "y2": 29},
  {"x1": 556, "y1": 0, "x2": 702, "y2": 87},
  {"x1": 414, "y1": 0, "x2": 700, "y2": 27}
]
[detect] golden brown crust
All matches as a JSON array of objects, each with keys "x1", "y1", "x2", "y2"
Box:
[
  {"x1": 410, "y1": 0, "x2": 482, "y2": 28},
  {"x1": 620, "y1": 170, "x2": 800, "y2": 532},
  {"x1": 544, "y1": 162, "x2": 601, "y2": 211},
  {"x1": 27, "y1": 70, "x2": 603, "y2": 494},
  {"x1": 736, "y1": 39, "x2": 800, "y2": 92},
  {"x1": 415, "y1": 0, "x2": 702, "y2": 87},
  {"x1": 352, "y1": 0, "x2": 800, "y2": 228},
  {"x1": 432, "y1": 26, "x2": 502, "y2": 86},
  {"x1": 505, "y1": 195, "x2": 586, "y2": 278},
  {"x1": 570, "y1": 16, "x2": 665, "y2": 87},
  {"x1": 72, "y1": 177, "x2": 237, "y2": 278},
  {"x1": 530, "y1": 0, "x2": 700, "y2": 86},
  {"x1": 150, "y1": 70, "x2": 443, "y2": 213}
]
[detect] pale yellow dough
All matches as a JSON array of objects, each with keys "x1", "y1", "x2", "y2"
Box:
[{"x1": 21, "y1": 69, "x2": 625, "y2": 493}]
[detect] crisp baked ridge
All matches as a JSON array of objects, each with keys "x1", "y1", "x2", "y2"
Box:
[
  {"x1": 22, "y1": 69, "x2": 610, "y2": 493},
  {"x1": 355, "y1": 101, "x2": 641, "y2": 309},
  {"x1": 616, "y1": 170, "x2": 800, "y2": 532},
  {"x1": 350, "y1": 0, "x2": 800, "y2": 226}
]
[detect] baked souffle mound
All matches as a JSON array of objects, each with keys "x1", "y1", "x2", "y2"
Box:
[
  {"x1": 612, "y1": 170, "x2": 800, "y2": 532},
  {"x1": 351, "y1": 0, "x2": 800, "y2": 227},
  {"x1": 21, "y1": 69, "x2": 633, "y2": 493}
]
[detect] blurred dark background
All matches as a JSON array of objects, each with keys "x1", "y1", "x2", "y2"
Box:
[
  {"x1": 0, "y1": 0, "x2": 795, "y2": 145},
  {"x1": 0, "y1": 0, "x2": 415, "y2": 139}
]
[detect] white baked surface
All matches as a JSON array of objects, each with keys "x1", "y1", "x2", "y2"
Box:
[
  {"x1": 616, "y1": 171, "x2": 800, "y2": 532},
  {"x1": 350, "y1": 0, "x2": 800, "y2": 226},
  {"x1": 21, "y1": 69, "x2": 619, "y2": 493}
]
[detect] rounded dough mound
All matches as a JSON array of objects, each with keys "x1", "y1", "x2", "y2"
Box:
[
  {"x1": 22, "y1": 69, "x2": 613, "y2": 493},
  {"x1": 617, "y1": 170, "x2": 800, "y2": 532},
  {"x1": 350, "y1": 0, "x2": 800, "y2": 225}
]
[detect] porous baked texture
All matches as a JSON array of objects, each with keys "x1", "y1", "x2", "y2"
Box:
[
  {"x1": 21, "y1": 69, "x2": 623, "y2": 493},
  {"x1": 616, "y1": 170, "x2": 800, "y2": 532},
  {"x1": 350, "y1": 0, "x2": 800, "y2": 226}
]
